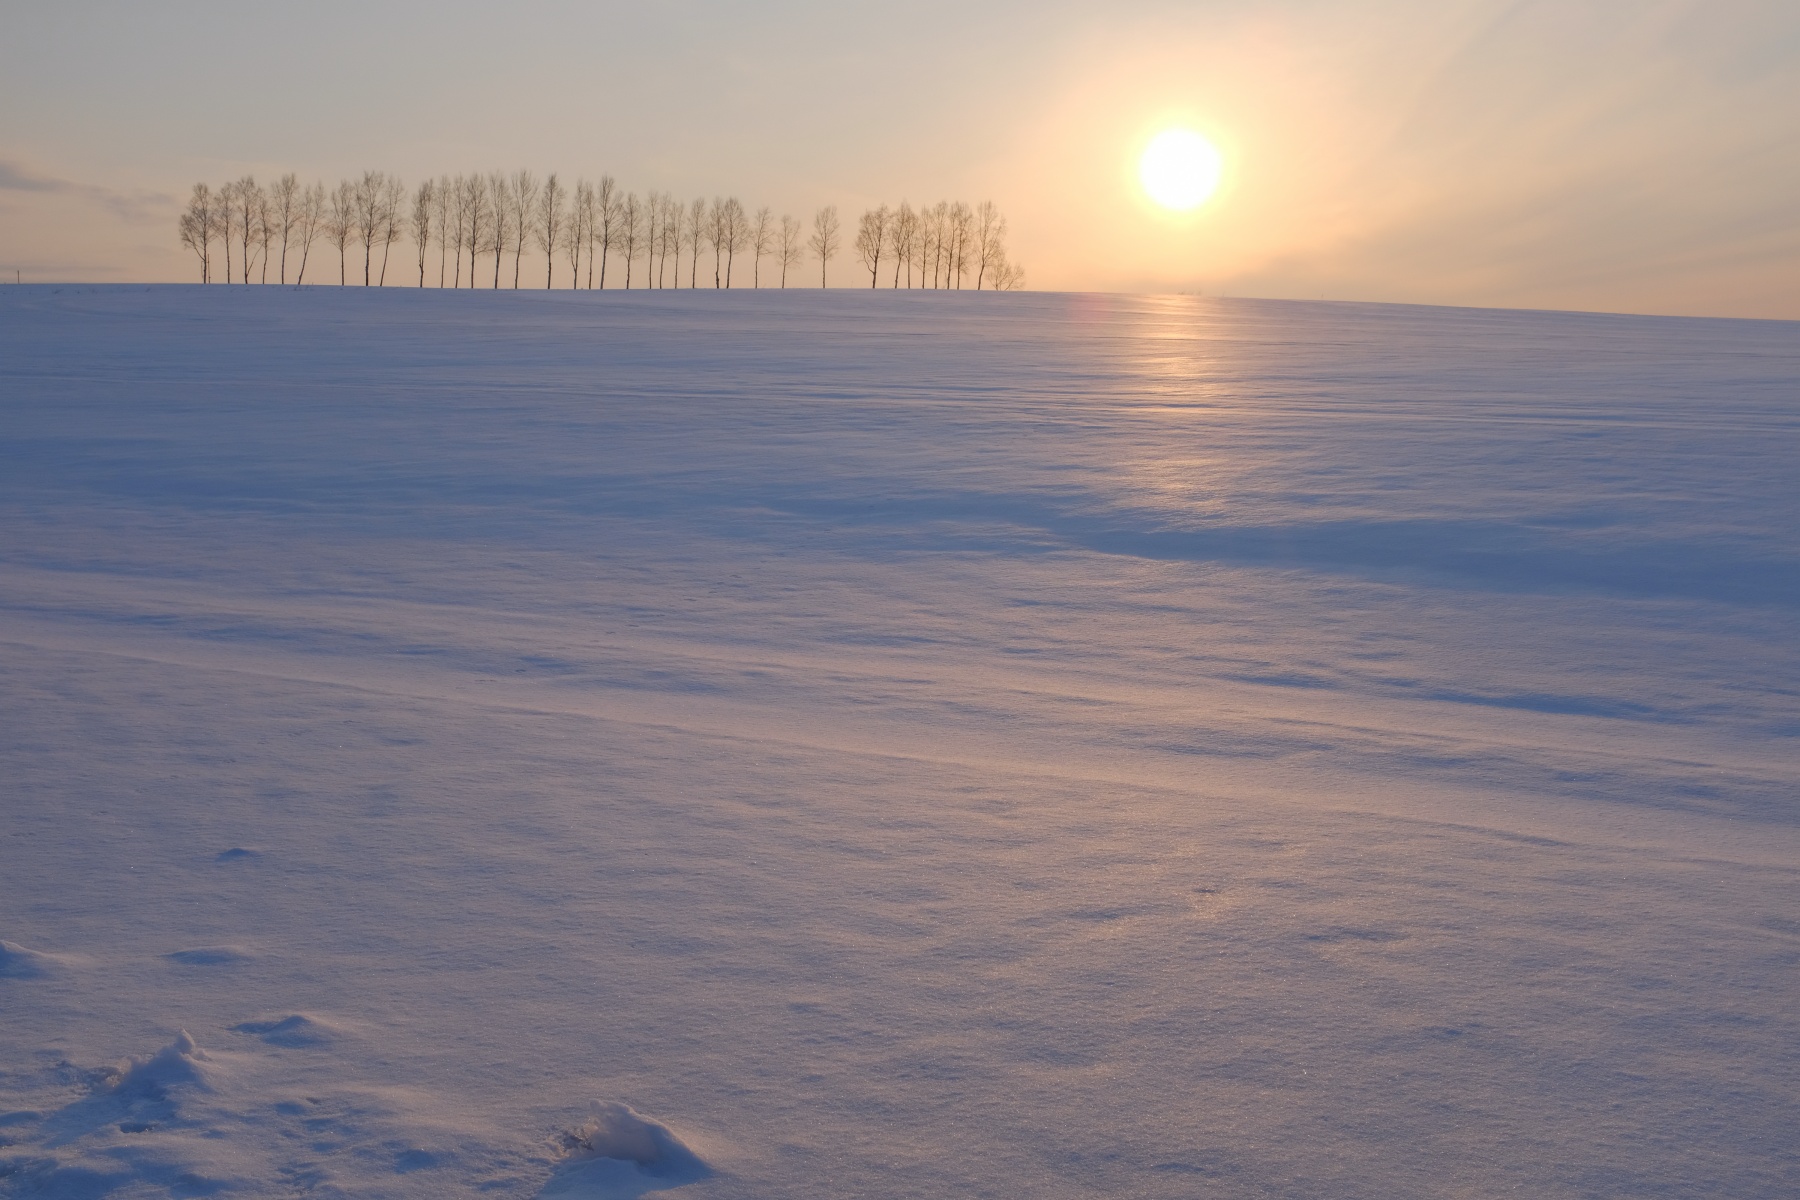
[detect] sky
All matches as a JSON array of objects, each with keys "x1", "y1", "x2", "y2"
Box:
[{"x1": 2, "y1": 0, "x2": 1797, "y2": 316}]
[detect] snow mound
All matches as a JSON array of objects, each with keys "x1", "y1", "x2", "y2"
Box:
[
  {"x1": 110, "y1": 1031, "x2": 217, "y2": 1098},
  {"x1": 232, "y1": 1013, "x2": 344, "y2": 1048},
  {"x1": 542, "y1": 1103, "x2": 710, "y2": 1198},
  {"x1": 0, "y1": 939, "x2": 66, "y2": 978}
]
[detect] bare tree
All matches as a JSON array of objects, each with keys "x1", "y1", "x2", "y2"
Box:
[
  {"x1": 294, "y1": 182, "x2": 324, "y2": 285},
  {"x1": 234, "y1": 175, "x2": 264, "y2": 284},
  {"x1": 750, "y1": 206, "x2": 773, "y2": 287},
  {"x1": 509, "y1": 170, "x2": 539, "y2": 288},
  {"x1": 432, "y1": 176, "x2": 452, "y2": 287},
  {"x1": 327, "y1": 180, "x2": 356, "y2": 285},
  {"x1": 594, "y1": 176, "x2": 618, "y2": 288},
  {"x1": 721, "y1": 198, "x2": 748, "y2": 287},
  {"x1": 646, "y1": 195, "x2": 662, "y2": 288},
  {"x1": 889, "y1": 202, "x2": 915, "y2": 288},
  {"x1": 447, "y1": 175, "x2": 469, "y2": 287},
  {"x1": 254, "y1": 186, "x2": 274, "y2": 283},
  {"x1": 568, "y1": 178, "x2": 590, "y2": 289},
  {"x1": 988, "y1": 255, "x2": 1026, "y2": 291},
  {"x1": 536, "y1": 173, "x2": 565, "y2": 288},
  {"x1": 928, "y1": 201, "x2": 948, "y2": 287},
  {"x1": 374, "y1": 175, "x2": 404, "y2": 286},
  {"x1": 211, "y1": 184, "x2": 233, "y2": 284},
  {"x1": 682, "y1": 198, "x2": 705, "y2": 288},
  {"x1": 270, "y1": 174, "x2": 299, "y2": 284},
  {"x1": 463, "y1": 174, "x2": 489, "y2": 289},
  {"x1": 413, "y1": 179, "x2": 434, "y2": 287},
  {"x1": 949, "y1": 202, "x2": 975, "y2": 288},
  {"x1": 651, "y1": 197, "x2": 673, "y2": 293},
  {"x1": 809, "y1": 206, "x2": 840, "y2": 287},
  {"x1": 854, "y1": 205, "x2": 889, "y2": 288},
  {"x1": 488, "y1": 172, "x2": 510, "y2": 288},
  {"x1": 618, "y1": 193, "x2": 641, "y2": 288},
  {"x1": 662, "y1": 193, "x2": 680, "y2": 287},
  {"x1": 178, "y1": 184, "x2": 213, "y2": 282},
  {"x1": 972, "y1": 200, "x2": 1007, "y2": 290},
  {"x1": 353, "y1": 171, "x2": 384, "y2": 286},
  {"x1": 777, "y1": 214, "x2": 803, "y2": 287}
]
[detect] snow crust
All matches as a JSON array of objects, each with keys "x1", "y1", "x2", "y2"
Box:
[{"x1": 1, "y1": 286, "x2": 1796, "y2": 1198}]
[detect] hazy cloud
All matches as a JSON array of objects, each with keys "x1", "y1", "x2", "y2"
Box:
[{"x1": 0, "y1": 158, "x2": 173, "y2": 223}]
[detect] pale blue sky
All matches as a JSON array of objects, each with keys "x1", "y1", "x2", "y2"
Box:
[{"x1": 3, "y1": 0, "x2": 1797, "y2": 315}]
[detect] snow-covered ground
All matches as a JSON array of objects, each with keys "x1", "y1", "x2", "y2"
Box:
[{"x1": 1, "y1": 285, "x2": 1796, "y2": 1199}]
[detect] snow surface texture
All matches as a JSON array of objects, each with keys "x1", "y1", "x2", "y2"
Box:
[{"x1": 0, "y1": 285, "x2": 1796, "y2": 1199}]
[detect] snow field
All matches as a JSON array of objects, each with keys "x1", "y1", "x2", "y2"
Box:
[{"x1": 1, "y1": 285, "x2": 1796, "y2": 1198}]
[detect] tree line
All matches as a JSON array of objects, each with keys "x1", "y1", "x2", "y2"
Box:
[{"x1": 178, "y1": 171, "x2": 1024, "y2": 291}]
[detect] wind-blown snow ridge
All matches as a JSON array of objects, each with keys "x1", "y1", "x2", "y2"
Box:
[{"x1": 0, "y1": 940, "x2": 69, "y2": 979}]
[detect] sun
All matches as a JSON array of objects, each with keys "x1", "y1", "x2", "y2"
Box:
[{"x1": 1139, "y1": 128, "x2": 1224, "y2": 211}]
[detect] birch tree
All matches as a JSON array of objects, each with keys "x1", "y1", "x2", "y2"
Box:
[
  {"x1": 270, "y1": 174, "x2": 299, "y2": 284},
  {"x1": 178, "y1": 184, "x2": 213, "y2": 282},
  {"x1": 618, "y1": 193, "x2": 641, "y2": 288},
  {"x1": 294, "y1": 183, "x2": 324, "y2": 285},
  {"x1": 568, "y1": 179, "x2": 590, "y2": 289},
  {"x1": 777, "y1": 214, "x2": 803, "y2": 287},
  {"x1": 594, "y1": 176, "x2": 618, "y2": 289},
  {"x1": 536, "y1": 173, "x2": 565, "y2": 288},
  {"x1": 682, "y1": 198, "x2": 705, "y2": 288},
  {"x1": 809, "y1": 205, "x2": 840, "y2": 287},
  {"x1": 973, "y1": 200, "x2": 1006, "y2": 290},
  {"x1": 327, "y1": 180, "x2": 356, "y2": 285},
  {"x1": 413, "y1": 179, "x2": 434, "y2": 287},
  {"x1": 750, "y1": 206, "x2": 773, "y2": 287},
  {"x1": 375, "y1": 175, "x2": 405, "y2": 286},
  {"x1": 509, "y1": 170, "x2": 539, "y2": 288},
  {"x1": 948, "y1": 202, "x2": 973, "y2": 288},
  {"x1": 354, "y1": 171, "x2": 384, "y2": 285},
  {"x1": 447, "y1": 176, "x2": 469, "y2": 287},
  {"x1": 234, "y1": 176, "x2": 264, "y2": 284},
  {"x1": 463, "y1": 174, "x2": 489, "y2": 289},
  {"x1": 889, "y1": 202, "x2": 915, "y2": 287},
  {"x1": 651, "y1": 197, "x2": 673, "y2": 293},
  {"x1": 432, "y1": 176, "x2": 452, "y2": 287},
  {"x1": 649, "y1": 192, "x2": 670, "y2": 287},
  {"x1": 722, "y1": 198, "x2": 748, "y2": 287},
  {"x1": 211, "y1": 185, "x2": 233, "y2": 284},
  {"x1": 252, "y1": 185, "x2": 273, "y2": 283},
  {"x1": 488, "y1": 172, "x2": 510, "y2": 288},
  {"x1": 854, "y1": 205, "x2": 889, "y2": 288}
]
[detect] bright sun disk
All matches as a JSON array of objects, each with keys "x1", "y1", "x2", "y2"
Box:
[{"x1": 1139, "y1": 128, "x2": 1223, "y2": 211}]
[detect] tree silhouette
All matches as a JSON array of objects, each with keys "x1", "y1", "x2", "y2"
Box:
[
  {"x1": 326, "y1": 181, "x2": 355, "y2": 286},
  {"x1": 178, "y1": 184, "x2": 213, "y2": 282},
  {"x1": 809, "y1": 206, "x2": 840, "y2": 287},
  {"x1": 777, "y1": 214, "x2": 803, "y2": 287},
  {"x1": 177, "y1": 168, "x2": 1022, "y2": 291},
  {"x1": 854, "y1": 205, "x2": 889, "y2": 288},
  {"x1": 751, "y1": 206, "x2": 773, "y2": 287}
]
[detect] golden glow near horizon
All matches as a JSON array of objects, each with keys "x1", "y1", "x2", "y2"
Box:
[{"x1": 1138, "y1": 128, "x2": 1224, "y2": 212}]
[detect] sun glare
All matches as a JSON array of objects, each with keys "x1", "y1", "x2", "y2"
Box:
[{"x1": 1139, "y1": 128, "x2": 1223, "y2": 211}]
